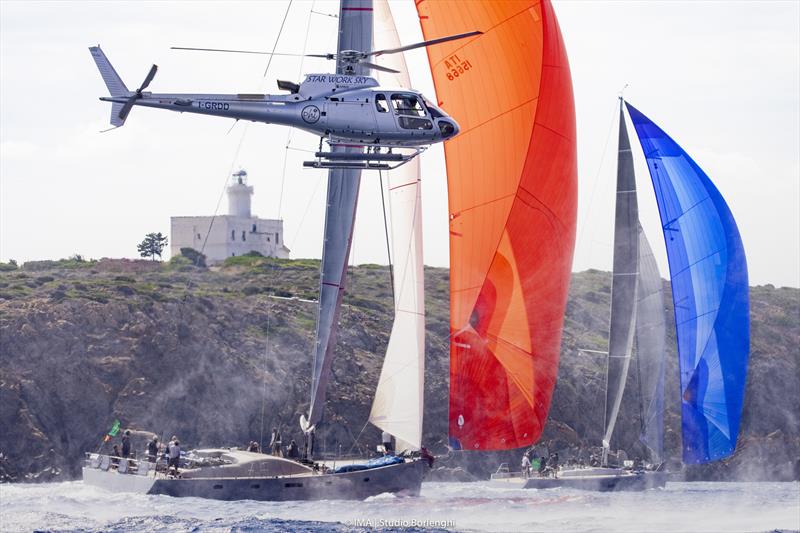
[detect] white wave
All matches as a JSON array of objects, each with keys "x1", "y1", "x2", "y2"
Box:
[{"x1": 0, "y1": 480, "x2": 797, "y2": 533}]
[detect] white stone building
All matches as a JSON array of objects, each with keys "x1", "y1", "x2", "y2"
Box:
[{"x1": 170, "y1": 170, "x2": 290, "y2": 264}]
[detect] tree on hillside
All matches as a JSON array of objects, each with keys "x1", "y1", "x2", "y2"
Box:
[{"x1": 137, "y1": 232, "x2": 168, "y2": 261}]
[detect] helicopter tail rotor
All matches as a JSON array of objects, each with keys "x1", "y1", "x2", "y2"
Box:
[
  {"x1": 118, "y1": 64, "x2": 158, "y2": 121},
  {"x1": 89, "y1": 46, "x2": 157, "y2": 129}
]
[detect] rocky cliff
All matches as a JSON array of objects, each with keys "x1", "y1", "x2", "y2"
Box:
[{"x1": 0, "y1": 257, "x2": 797, "y2": 482}]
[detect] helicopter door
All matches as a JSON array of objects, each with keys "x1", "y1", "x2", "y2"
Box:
[
  {"x1": 325, "y1": 98, "x2": 377, "y2": 138},
  {"x1": 373, "y1": 93, "x2": 397, "y2": 137}
]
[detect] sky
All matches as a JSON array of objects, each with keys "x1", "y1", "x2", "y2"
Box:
[{"x1": 1, "y1": 0, "x2": 798, "y2": 288}]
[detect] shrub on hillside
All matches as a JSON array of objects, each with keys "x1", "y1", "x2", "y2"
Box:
[
  {"x1": 0, "y1": 260, "x2": 18, "y2": 272},
  {"x1": 180, "y1": 247, "x2": 207, "y2": 268}
]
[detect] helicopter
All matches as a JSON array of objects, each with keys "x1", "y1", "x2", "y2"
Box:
[{"x1": 89, "y1": 30, "x2": 479, "y2": 170}]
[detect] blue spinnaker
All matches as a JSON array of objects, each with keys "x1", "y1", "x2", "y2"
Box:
[{"x1": 626, "y1": 102, "x2": 749, "y2": 464}]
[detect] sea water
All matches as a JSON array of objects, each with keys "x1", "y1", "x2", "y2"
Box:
[{"x1": 1, "y1": 480, "x2": 798, "y2": 532}]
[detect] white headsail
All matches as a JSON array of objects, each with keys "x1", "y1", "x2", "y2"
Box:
[
  {"x1": 368, "y1": 0, "x2": 426, "y2": 451},
  {"x1": 634, "y1": 223, "x2": 666, "y2": 464}
]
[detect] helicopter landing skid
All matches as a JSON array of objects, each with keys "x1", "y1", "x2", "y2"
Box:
[{"x1": 303, "y1": 145, "x2": 424, "y2": 171}]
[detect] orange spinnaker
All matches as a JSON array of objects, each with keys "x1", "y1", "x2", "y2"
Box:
[{"x1": 416, "y1": 0, "x2": 577, "y2": 450}]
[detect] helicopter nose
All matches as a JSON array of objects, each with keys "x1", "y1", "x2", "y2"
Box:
[{"x1": 438, "y1": 119, "x2": 459, "y2": 139}]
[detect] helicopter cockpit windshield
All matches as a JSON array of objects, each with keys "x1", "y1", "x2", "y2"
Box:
[{"x1": 421, "y1": 97, "x2": 445, "y2": 119}]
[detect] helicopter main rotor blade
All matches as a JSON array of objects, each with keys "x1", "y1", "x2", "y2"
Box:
[
  {"x1": 171, "y1": 46, "x2": 331, "y2": 59},
  {"x1": 366, "y1": 30, "x2": 482, "y2": 58},
  {"x1": 360, "y1": 61, "x2": 400, "y2": 74}
]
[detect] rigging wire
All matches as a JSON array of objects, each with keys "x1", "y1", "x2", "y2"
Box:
[
  {"x1": 257, "y1": 0, "x2": 296, "y2": 453},
  {"x1": 378, "y1": 170, "x2": 395, "y2": 300},
  {"x1": 287, "y1": 174, "x2": 326, "y2": 250},
  {"x1": 311, "y1": 9, "x2": 338, "y2": 18},
  {"x1": 198, "y1": 128, "x2": 250, "y2": 260},
  {"x1": 262, "y1": 0, "x2": 295, "y2": 78},
  {"x1": 277, "y1": 0, "x2": 316, "y2": 221},
  {"x1": 285, "y1": 146, "x2": 316, "y2": 154},
  {"x1": 575, "y1": 100, "x2": 620, "y2": 267}
]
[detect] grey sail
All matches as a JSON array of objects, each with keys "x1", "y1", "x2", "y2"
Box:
[
  {"x1": 603, "y1": 100, "x2": 640, "y2": 458},
  {"x1": 634, "y1": 224, "x2": 666, "y2": 463},
  {"x1": 306, "y1": 0, "x2": 373, "y2": 430}
]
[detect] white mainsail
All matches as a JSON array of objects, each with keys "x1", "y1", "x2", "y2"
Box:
[{"x1": 368, "y1": 0, "x2": 426, "y2": 451}]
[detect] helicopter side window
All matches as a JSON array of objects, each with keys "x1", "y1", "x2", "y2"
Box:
[
  {"x1": 391, "y1": 94, "x2": 425, "y2": 117},
  {"x1": 375, "y1": 94, "x2": 389, "y2": 113},
  {"x1": 398, "y1": 116, "x2": 433, "y2": 130}
]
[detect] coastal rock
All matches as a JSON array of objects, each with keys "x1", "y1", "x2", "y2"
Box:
[{"x1": 0, "y1": 259, "x2": 797, "y2": 482}]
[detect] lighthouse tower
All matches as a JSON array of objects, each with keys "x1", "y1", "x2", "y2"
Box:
[
  {"x1": 170, "y1": 169, "x2": 290, "y2": 264},
  {"x1": 228, "y1": 169, "x2": 253, "y2": 217}
]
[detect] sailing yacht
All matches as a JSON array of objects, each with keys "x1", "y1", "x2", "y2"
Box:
[
  {"x1": 496, "y1": 97, "x2": 750, "y2": 490},
  {"x1": 82, "y1": 0, "x2": 430, "y2": 501},
  {"x1": 518, "y1": 100, "x2": 668, "y2": 491}
]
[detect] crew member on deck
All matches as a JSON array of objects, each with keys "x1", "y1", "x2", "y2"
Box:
[
  {"x1": 287, "y1": 440, "x2": 299, "y2": 459},
  {"x1": 147, "y1": 436, "x2": 159, "y2": 463},
  {"x1": 550, "y1": 452, "x2": 559, "y2": 479},
  {"x1": 522, "y1": 453, "x2": 532, "y2": 478},
  {"x1": 168, "y1": 437, "x2": 181, "y2": 475},
  {"x1": 381, "y1": 431, "x2": 394, "y2": 455},
  {"x1": 121, "y1": 430, "x2": 131, "y2": 458},
  {"x1": 269, "y1": 428, "x2": 282, "y2": 457}
]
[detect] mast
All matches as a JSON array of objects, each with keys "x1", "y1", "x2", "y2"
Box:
[
  {"x1": 303, "y1": 0, "x2": 373, "y2": 454},
  {"x1": 602, "y1": 98, "x2": 640, "y2": 466},
  {"x1": 367, "y1": 0, "x2": 425, "y2": 452}
]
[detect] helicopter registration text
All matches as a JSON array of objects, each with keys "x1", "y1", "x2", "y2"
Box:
[{"x1": 197, "y1": 101, "x2": 231, "y2": 111}]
